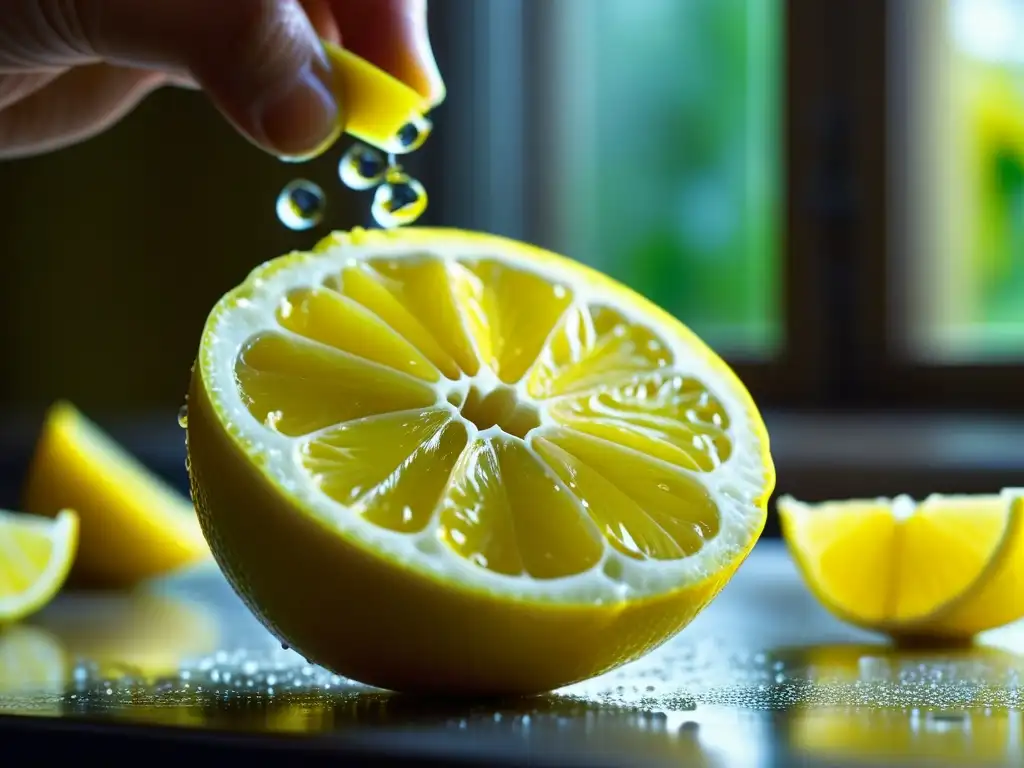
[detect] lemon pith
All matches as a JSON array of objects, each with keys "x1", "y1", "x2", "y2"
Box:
[
  {"x1": 779, "y1": 490, "x2": 1024, "y2": 637},
  {"x1": 187, "y1": 227, "x2": 774, "y2": 694},
  {"x1": 0, "y1": 509, "x2": 78, "y2": 624}
]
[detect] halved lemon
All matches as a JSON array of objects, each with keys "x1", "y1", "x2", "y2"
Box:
[
  {"x1": 779, "y1": 489, "x2": 1024, "y2": 638},
  {"x1": 186, "y1": 227, "x2": 775, "y2": 695},
  {"x1": 0, "y1": 509, "x2": 78, "y2": 624},
  {"x1": 22, "y1": 402, "x2": 210, "y2": 588}
]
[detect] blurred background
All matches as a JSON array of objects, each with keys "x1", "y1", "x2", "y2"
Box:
[{"x1": 2, "y1": 0, "x2": 1023, "y2": 536}]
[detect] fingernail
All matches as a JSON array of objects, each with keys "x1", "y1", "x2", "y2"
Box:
[{"x1": 257, "y1": 54, "x2": 343, "y2": 161}]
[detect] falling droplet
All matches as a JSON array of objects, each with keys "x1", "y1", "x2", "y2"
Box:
[
  {"x1": 338, "y1": 142, "x2": 387, "y2": 190},
  {"x1": 177, "y1": 404, "x2": 189, "y2": 429},
  {"x1": 371, "y1": 168, "x2": 427, "y2": 228},
  {"x1": 276, "y1": 179, "x2": 325, "y2": 231},
  {"x1": 389, "y1": 114, "x2": 432, "y2": 154}
]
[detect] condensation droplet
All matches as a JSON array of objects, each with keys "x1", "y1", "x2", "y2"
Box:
[
  {"x1": 371, "y1": 168, "x2": 427, "y2": 228},
  {"x1": 177, "y1": 404, "x2": 189, "y2": 429},
  {"x1": 339, "y1": 142, "x2": 387, "y2": 190},
  {"x1": 276, "y1": 179, "x2": 325, "y2": 231}
]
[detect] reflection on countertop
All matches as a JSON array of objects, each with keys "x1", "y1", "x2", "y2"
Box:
[{"x1": 1, "y1": 542, "x2": 1022, "y2": 768}]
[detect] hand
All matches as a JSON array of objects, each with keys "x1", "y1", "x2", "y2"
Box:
[{"x1": 0, "y1": 0, "x2": 444, "y2": 160}]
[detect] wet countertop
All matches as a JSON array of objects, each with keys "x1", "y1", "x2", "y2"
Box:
[{"x1": 1, "y1": 541, "x2": 1022, "y2": 767}]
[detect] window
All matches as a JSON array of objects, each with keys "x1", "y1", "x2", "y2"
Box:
[{"x1": 896, "y1": 0, "x2": 1024, "y2": 363}]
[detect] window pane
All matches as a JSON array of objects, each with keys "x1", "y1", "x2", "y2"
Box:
[
  {"x1": 545, "y1": 0, "x2": 783, "y2": 358},
  {"x1": 899, "y1": 0, "x2": 1024, "y2": 361}
]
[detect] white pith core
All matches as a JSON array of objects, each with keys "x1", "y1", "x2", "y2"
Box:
[{"x1": 200, "y1": 229, "x2": 773, "y2": 603}]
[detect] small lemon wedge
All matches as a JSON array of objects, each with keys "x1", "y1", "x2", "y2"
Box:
[
  {"x1": 186, "y1": 227, "x2": 775, "y2": 695},
  {"x1": 0, "y1": 509, "x2": 78, "y2": 624},
  {"x1": 323, "y1": 42, "x2": 435, "y2": 155},
  {"x1": 22, "y1": 402, "x2": 209, "y2": 588},
  {"x1": 779, "y1": 489, "x2": 1024, "y2": 638}
]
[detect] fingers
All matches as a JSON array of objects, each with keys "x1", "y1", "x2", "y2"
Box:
[
  {"x1": 0, "y1": 64, "x2": 165, "y2": 158},
  {"x1": 0, "y1": 71, "x2": 63, "y2": 110},
  {"x1": 329, "y1": 0, "x2": 445, "y2": 107},
  {"x1": 0, "y1": 0, "x2": 343, "y2": 158}
]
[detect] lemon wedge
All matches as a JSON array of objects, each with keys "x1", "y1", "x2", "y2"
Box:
[
  {"x1": 779, "y1": 489, "x2": 1024, "y2": 638},
  {"x1": 186, "y1": 227, "x2": 775, "y2": 695},
  {"x1": 22, "y1": 402, "x2": 209, "y2": 588},
  {"x1": 0, "y1": 509, "x2": 78, "y2": 624},
  {"x1": 323, "y1": 42, "x2": 434, "y2": 155}
]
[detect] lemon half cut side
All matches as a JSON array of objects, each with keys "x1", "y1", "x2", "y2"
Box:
[{"x1": 186, "y1": 227, "x2": 775, "y2": 695}]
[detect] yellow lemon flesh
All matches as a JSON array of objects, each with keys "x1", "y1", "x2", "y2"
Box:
[
  {"x1": 0, "y1": 509, "x2": 78, "y2": 624},
  {"x1": 186, "y1": 227, "x2": 775, "y2": 695},
  {"x1": 23, "y1": 402, "x2": 209, "y2": 588},
  {"x1": 779, "y1": 489, "x2": 1024, "y2": 638},
  {"x1": 323, "y1": 42, "x2": 436, "y2": 156}
]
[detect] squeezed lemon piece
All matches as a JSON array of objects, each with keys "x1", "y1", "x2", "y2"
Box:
[
  {"x1": 187, "y1": 227, "x2": 774, "y2": 694},
  {"x1": 323, "y1": 42, "x2": 436, "y2": 155},
  {"x1": 780, "y1": 490, "x2": 1024, "y2": 636}
]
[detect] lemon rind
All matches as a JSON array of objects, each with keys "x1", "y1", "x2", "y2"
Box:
[{"x1": 197, "y1": 227, "x2": 774, "y2": 604}]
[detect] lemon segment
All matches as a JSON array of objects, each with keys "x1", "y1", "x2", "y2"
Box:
[
  {"x1": 922, "y1": 492, "x2": 1024, "y2": 636},
  {"x1": 0, "y1": 509, "x2": 78, "y2": 624},
  {"x1": 779, "y1": 490, "x2": 1024, "y2": 636},
  {"x1": 187, "y1": 227, "x2": 774, "y2": 694},
  {"x1": 22, "y1": 402, "x2": 209, "y2": 588}
]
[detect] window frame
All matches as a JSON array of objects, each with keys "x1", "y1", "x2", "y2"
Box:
[{"x1": 824, "y1": 0, "x2": 1024, "y2": 412}]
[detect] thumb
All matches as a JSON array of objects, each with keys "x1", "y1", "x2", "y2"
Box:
[{"x1": 1, "y1": 0, "x2": 343, "y2": 159}]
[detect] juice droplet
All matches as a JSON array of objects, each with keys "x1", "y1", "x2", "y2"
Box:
[
  {"x1": 177, "y1": 404, "x2": 189, "y2": 429},
  {"x1": 276, "y1": 179, "x2": 325, "y2": 231},
  {"x1": 371, "y1": 168, "x2": 427, "y2": 228},
  {"x1": 338, "y1": 143, "x2": 386, "y2": 190},
  {"x1": 390, "y1": 114, "x2": 432, "y2": 154}
]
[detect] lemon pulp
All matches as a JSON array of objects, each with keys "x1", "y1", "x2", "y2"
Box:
[
  {"x1": 0, "y1": 509, "x2": 78, "y2": 624},
  {"x1": 779, "y1": 490, "x2": 1024, "y2": 637},
  {"x1": 188, "y1": 227, "x2": 774, "y2": 694}
]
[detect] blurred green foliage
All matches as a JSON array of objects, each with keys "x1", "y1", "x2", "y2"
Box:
[{"x1": 573, "y1": 0, "x2": 781, "y2": 356}]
